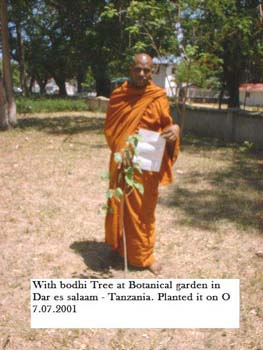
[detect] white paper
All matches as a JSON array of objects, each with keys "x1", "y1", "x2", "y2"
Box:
[{"x1": 133, "y1": 129, "x2": 166, "y2": 172}]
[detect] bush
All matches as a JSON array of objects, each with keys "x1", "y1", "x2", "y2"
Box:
[{"x1": 16, "y1": 96, "x2": 87, "y2": 113}]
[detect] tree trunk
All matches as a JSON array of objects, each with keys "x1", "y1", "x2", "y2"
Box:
[
  {"x1": 176, "y1": 86, "x2": 187, "y2": 138},
  {"x1": 95, "y1": 78, "x2": 110, "y2": 97},
  {"x1": 1, "y1": 0, "x2": 17, "y2": 127},
  {"x1": 29, "y1": 76, "x2": 35, "y2": 94},
  {"x1": 226, "y1": 78, "x2": 240, "y2": 108},
  {"x1": 92, "y1": 64, "x2": 110, "y2": 97},
  {"x1": 38, "y1": 77, "x2": 48, "y2": 95},
  {"x1": 218, "y1": 86, "x2": 225, "y2": 110},
  {"x1": 77, "y1": 70, "x2": 84, "y2": 93},
  {"x1": 0, "y1": 76, "x2": 9, "y2": 129},
  {"x1": 16, "y1": 20, "x2": 28, "y2": 95},
  {"x1": 223, "y1": 39, "x2": 241, "y2": 109},
  {"x1": 54, "y1": 76, "x2": 67, "y2": 96}
]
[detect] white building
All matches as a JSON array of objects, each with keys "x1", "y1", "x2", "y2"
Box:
[
  {"x1": 32, "y1": 78, "x2": 77, "y2": 95},
  {"x1": 152, "y1": 57, "x2": 178, "y2": 97},
  {"x1": 239, "y1": 83, "x2": 263, "y2": 106}
]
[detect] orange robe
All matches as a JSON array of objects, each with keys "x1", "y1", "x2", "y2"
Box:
[{"x1": 104, "y1": 81, "x2": 179, "y2": 267}]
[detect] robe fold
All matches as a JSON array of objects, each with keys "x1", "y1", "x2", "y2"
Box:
[{"x1": 104, "y1": 81, "x2": 179, "y2": 267}]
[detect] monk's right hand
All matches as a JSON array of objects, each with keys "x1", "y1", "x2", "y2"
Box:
[{"x1": 161, "y1": 124, "x2": 180, "y2": 143}]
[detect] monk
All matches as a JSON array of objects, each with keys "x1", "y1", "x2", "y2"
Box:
[{"x1": 104, "y1": 53, "x2": 180, "y2": 275}]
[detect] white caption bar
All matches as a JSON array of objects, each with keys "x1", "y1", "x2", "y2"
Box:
[{"x1": 31, "y1": 279, "x2": 239, "y2": 328}]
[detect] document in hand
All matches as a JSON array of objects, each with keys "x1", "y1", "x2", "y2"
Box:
[{"x1": 133, "y1": 128, "x2": 166, "y2": 172}]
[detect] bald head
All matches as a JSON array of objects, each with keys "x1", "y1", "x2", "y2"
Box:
[
  {"x1": 129, "y1": 53, "x2": 153, "y2": 88},
  {"x1": 131, "y1": 53, "x2": 153, "y2": 68}
]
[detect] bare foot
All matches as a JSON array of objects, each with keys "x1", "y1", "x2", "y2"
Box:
[
  {"x1": 148, "y1": 262, "x2": 163, "y2": 276},
  {"x1": 255, "y1": 247, "x2": 263, "y2": 257}
]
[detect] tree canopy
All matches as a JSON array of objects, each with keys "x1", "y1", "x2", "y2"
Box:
[{"x1": 1, "y1": 0, "x2": 263, "y2": 106}]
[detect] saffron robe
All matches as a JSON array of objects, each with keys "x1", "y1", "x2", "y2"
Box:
[{"x1": 104, "y1": 81, "x2": 179, "y2": 267}]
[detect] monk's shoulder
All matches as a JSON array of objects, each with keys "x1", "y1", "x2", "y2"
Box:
[
  {"x1": 151, "y1": 88, "x2": 171, "y2": 115},
  {"x1": 150, "y1": 82, "x2": 167, "y2": 95},
  {"x1": 151, "y1": 84, "x2": 169, "y2": 105},
  {"x1": 111, "y1": 85, "x2": 123, "y2": 96},
  {"x1": 110, "y1": 81, "x2": 128, "y2": 100}
]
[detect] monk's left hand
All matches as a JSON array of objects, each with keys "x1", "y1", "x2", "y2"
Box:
[{"x1": 161, "y1": 124, "x2": 180, "y2": 143}]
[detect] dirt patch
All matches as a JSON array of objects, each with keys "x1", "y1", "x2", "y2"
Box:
[{"x1": 0, "y1": 112, "x2": 262, "y2": 350}]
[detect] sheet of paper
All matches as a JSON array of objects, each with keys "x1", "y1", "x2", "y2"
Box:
[{"x1": 133, "y1": 128, "x2": 166, "y2": 172}]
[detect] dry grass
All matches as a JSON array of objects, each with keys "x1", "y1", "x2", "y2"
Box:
[{"x1": 0, "y1": 111, "x2": 262, "y2": 350}]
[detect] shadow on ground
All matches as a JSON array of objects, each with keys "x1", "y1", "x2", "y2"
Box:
[
  {"x1": 161, "y1": 136, "x2": 263, "y2": 232},
  {"x1": 70, "y1": 240, "x2": 124, "y2": 277},
  {"x1": 18, "y1": 115, "x2": 105, "y2": 135}
]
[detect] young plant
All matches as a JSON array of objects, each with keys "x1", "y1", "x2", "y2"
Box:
[
  {"x1": 114, "y1": 134, "x2": 144, "y2": 195},
  {"x1": 101, "y1": 133, "x2": 144, "y2": 214},
  {"x1": 239, "y1": 140, "x2": 254, "y2": 153},
  {"x1": 101, "y1": 133, "x2": 144, "y2": 276}
]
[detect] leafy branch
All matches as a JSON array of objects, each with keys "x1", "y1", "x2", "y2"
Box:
[
  {"x1": 101, "y1": 133, "x2": 144, "y2": 277},
  {"x1": 102, "y1": 133, "x2": 144, "y2": 208}
]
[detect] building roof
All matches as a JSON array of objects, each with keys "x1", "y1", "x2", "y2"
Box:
[
  {"x1": 153, "y1": 56, "x2": 178, "y2": 65},
  {"x1": 240, "y1": 83, "x2": 263, "y2": 91}
]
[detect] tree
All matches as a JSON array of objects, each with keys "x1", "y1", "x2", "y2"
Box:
[
  {"x1": 25, "y1": 1, "x2": 75, "y2": 96},
  {"x1": 0, "y1": 0, "x2": 17, "y2": 129},
  {"x1": 125, "y1": 0, "x2": 263, "y2": 109},
  {"x1": 15, "y1": 0, "x2": 123, "y2": 96},
  {"x1": 178, "y1": 0, "x2": 263, "y2": 108},
  {"x1": 123, "y1": 0, "x2": 178, "y2": 57},
  {"x1": 9, "y1": 0, "x2": 31, "y2": 95},
  {"x1": 6, "y1": 0, "x2": 261, "y2": 106}
]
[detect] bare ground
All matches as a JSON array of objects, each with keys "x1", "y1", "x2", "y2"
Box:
[{"x1": 0, "y1": 111, "x2": 263, "y2": 350}]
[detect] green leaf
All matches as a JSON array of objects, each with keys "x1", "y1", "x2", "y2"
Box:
[
  {"x1": 127, "y1": 134, "x2": 143, "y2": 148},
  {"x1": 114, "y1": 152, "x2": 122, "y2": 164},
  {"x1": 100, "y1": 204, "x2": 109, "y2": 217},
  {"x1": 106, "y1": 189, "x2": 114, "y2": 199},
  {"x1": 134, "y1": 181, "x2": 144, "y2": 194},
  {"x1": 125, "y1": 175, "x2": 134, "y2": 187},
  {"x1": 124, "y1": 166, "x2": 134, "y2": 177},
  {"x1": 100, "y1": 171, "x2": 110, "y2": 180},
  {"x1": 125, "y1": 148, "x2": 131, "y2": 161},
  {"x1": 100, "y1": 4, "x2": 118, "y2": 19},
  {"x1": 133, "y1": 160, "x2": 142, "y2": 168},
  {"x1": 133, "y1": 161, "x2": 142, "y2": 174},
  {"x1": 114, "y1": 187, "x2": 123, "y2": 198}
]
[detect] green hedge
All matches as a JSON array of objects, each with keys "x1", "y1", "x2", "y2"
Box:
[{"x1": 16, "y1": 96, "x2": 87, "y2": 113}]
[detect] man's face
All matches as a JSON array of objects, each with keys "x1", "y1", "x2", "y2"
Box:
[{"x1": 130, "y1": 55, "x2": 153, "y2": 88}]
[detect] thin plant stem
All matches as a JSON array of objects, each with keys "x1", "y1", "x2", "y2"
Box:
[
  {"x1": 121, "y1": 193, "x2": 128, "y2": 278},
  {"x1": 107, "y1": 135, "x2": 144, "y2": 277},
  {"x1": 118, "y1": 169, "x2": 129, "y2": 278}
]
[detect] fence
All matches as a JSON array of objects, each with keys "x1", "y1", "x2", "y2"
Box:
[{"x1": 171, "y1": 106, "x2": 263, "y2": 149}]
